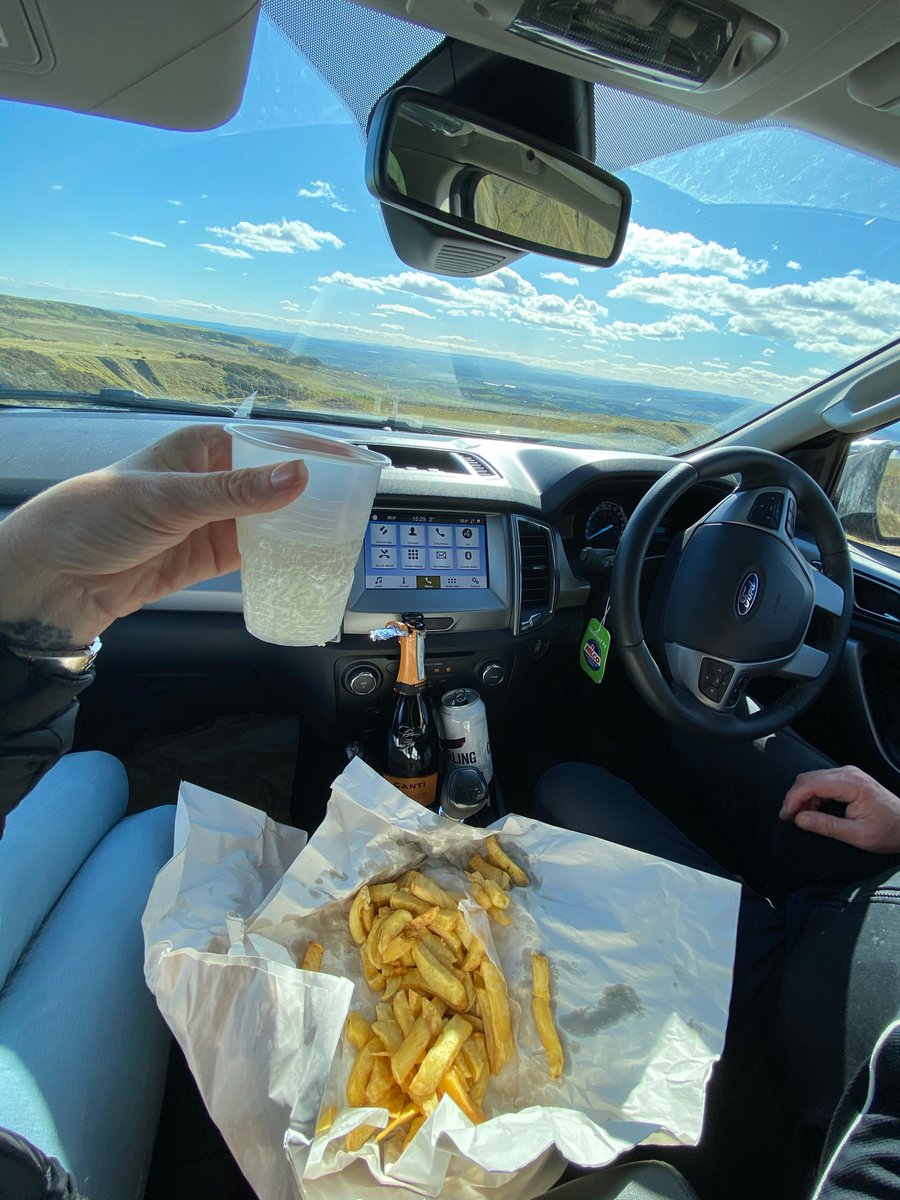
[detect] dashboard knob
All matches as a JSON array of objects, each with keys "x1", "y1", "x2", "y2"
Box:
[
  {"x1": 344, "y1": 666, "x2": 381, "y2": 696},
  {"x1": 479, "y1": 661, "x2": 505, "y2": 687}
]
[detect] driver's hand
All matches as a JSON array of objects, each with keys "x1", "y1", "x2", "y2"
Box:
[
  {"x1": 780, "y1": 766, "x2": 900, "y2": 854},
  {"x1": 0, "y1": 425, "x2": 308, "y2": 650}
]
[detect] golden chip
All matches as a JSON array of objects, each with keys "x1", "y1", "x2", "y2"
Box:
[
  {"x1": 348, "y1": 885, "x2": 372, "y2": 945},
  {"x1": 532, "y1": 952, "x2": 564, "y2": 1080},
  {"x1": 467, "y1": 856, "x2": 511, "y2": 889},
  {"x1": 340, "y1": 849, "x2": 546, "y2": 1157},
  {"x1": 484, "y1": 835, "x2": 529, "y2": 886},
  {"x1": 408, "y1": 1014, "x2": 472, "y2": 1104},
  {"x1": 298, "y1": 941, "x2": 324, "y2": 971}
]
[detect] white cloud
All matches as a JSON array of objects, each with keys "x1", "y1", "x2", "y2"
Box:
[
  {"x1": 380, "y1": 323, "x2": 404, "y2": 331},
  {"x1": 436, "y1": 335, "x2": 476, "y2": 345},
  {"x1": 297, "y1": 179, "x2": 349, "y2": 211},
  {"x1": 167, "y1": 199, "x2": 183, "y2": 207},
  {"x1": 609, "y1": 270, "x2": 900, "y2": 357},
  {"x1": 374, "y1": 303, "x2": 435, "y2": 320},
  {"x1": 597, "y1": 313, "x2": 716, "y2": 342},
  {"x1": 197, "y1": 242, "x2": 253, "y2": 260},
  {"x1": 566, "y1": 353, "x2": 826, "y2": 403},
  {"x1": 110, "y1": 232, "x2": 166, "y2": 248},
  {"x1": 203, "y1": 267, "x2": 215, "y2": 272},
  {"x1": 319, "y1": 266, "x2": 609, "y2": 336},
  {"x1": 51, "y1": 184, "x2": 63, "y2": 192},
  {"x1": 318, "y1": 271, "x2": 386, "y2": 293},
  {"x1": 280, "y1": 300, "x2": 304, "y2": 313},
  {"x1": 298, "y1": 180, "x2": 336, "y2": 200},
  {"x1": 206, "y1": 219, "x2": 343, "y2": 255},
  {"x1": 541, "y1": 271, "x2": 579, "y2": 286},
  {"x1": 622, "y1": 224, "x2": 768, "y2": 279},
  {"x1": 786, "y1": 260, "x2": 802, "y2": 270},
  {"x1": 178, "y1": 219, "x2": 188, "y2": 226},
  {"x1": 763, "y1": 347, "x2": 775, "y2": 356}
]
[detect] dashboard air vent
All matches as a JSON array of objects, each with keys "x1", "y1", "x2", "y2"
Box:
[
  {"x1": 515, "y1": 516, "x2": 555, "y2": 634},
  {"x1": 365, "y1": 445, "x2": 466, "y2": 473},
  {"x1": 458, "y1": 453, "x2": 497, "y2": 477}
]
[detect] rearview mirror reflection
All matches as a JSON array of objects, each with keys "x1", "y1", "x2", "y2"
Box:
[{"x1": 367, "y1": 90, "x2": 631, "y2": 269}]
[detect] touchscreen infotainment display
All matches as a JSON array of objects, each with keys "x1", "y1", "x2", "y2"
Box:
[{"x1": 364, "y1": 512, "x2": 488, "y2": 590}]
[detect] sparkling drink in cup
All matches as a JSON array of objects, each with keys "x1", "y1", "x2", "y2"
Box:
[{"x1": 228, "y1": 423, "x2": 389, "y2": 646}]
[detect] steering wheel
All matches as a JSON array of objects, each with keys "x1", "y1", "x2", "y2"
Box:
[{"x1": 609, "y1": 446, "x2": 853, "y2": 739}]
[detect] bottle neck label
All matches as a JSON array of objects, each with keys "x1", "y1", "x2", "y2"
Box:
[{"x1": 396, "y1": 626, "x2": 425, "y2": 689}]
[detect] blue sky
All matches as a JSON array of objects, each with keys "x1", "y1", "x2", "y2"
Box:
[{"x1": 0, "y1": 14, "x2": 898, "y2": 406}]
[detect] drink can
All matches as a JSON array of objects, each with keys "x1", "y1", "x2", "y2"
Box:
[{"x1": 438, "y1": 688, "x2": 493, "y2": 783}]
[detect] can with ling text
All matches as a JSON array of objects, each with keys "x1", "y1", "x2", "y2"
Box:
[{"x1": 438, "y1": 687, "x2": 493, "y2": 783}]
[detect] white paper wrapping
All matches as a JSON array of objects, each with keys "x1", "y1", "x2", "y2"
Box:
[{"x1": 144, "y1": 757, "x2": 740, "y2": 1200}]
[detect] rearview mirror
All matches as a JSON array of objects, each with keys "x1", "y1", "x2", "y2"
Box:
[{"x1": 366, "y1": 89, "x2": 631, "y2": 269}]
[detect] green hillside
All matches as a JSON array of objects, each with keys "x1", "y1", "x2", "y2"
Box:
[{"x1": 0, "y1": 292, "x2": 705, "y2": 449}]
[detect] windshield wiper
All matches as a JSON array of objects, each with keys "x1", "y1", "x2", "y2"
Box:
[
  {"x1": 0, "y1": 387, "x2": 433, "y2": 434},
  {"x1": 0, "y1": 386, "x2": 238, "y2": 418}
]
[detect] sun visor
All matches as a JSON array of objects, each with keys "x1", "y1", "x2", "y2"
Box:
[
  {"x1": 0, "y1": 0, "x2": 260, "y2": 130},
  {"x1": 847, "y1": 42, "x2": 900, "y2": 114}
]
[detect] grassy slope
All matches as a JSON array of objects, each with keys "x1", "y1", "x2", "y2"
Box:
[{"x1": 0, "y1": 292, "x2": 706, "y2": 448}]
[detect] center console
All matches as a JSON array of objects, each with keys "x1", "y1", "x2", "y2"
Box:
[{"x1": 332, "y1": 503, "x2": 587, "y2": 745}]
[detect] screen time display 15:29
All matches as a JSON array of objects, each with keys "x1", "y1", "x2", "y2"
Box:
[{"x1": 364, "y1": 512, "x2": 488, "y2": 590}]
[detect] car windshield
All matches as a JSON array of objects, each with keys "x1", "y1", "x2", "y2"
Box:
[{"x1": 0, "y1": 9, "x2": 897, "y2": 454}]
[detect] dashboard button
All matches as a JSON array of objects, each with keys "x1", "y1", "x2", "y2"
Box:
[
  {"x1": 479, "y1": 661, "x2": 505, "y2": 687},
  {"x1": 400, "y1": 524, "x2": 426, "y2": 546},
  {"x1": 427, "y1": 525, "x2": 453, "y2": 546},
  {"x1": 370, "y1": 522, "x2": 397, "y2": 545},
  {"x1": 455, "y1": 525, "x2": 481, "y2": 547},
  {"x1": 344, "y1": 666, "x2": 382, "y2": 696}
]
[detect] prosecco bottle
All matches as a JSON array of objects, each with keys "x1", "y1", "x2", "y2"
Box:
[{"x1": 383, "y1": 612, "x2": 440, "y2": 807}]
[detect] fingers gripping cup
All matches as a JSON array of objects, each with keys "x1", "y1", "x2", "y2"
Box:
[{"x1": 228, "y1": 423, "x2": 389, "y2": 646}]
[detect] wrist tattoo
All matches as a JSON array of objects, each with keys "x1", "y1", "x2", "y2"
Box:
[{"x1": 0, "y1": 618, "x2": 79, "y2": 652}]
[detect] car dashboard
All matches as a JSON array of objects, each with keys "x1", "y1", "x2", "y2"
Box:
[{"x1": 0, "y1": 407, "x2": 732, "y2": 748}]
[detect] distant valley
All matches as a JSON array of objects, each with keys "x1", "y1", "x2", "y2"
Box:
[{"x1": 0, "y1": 292, "x2": 766, "y2": 452}]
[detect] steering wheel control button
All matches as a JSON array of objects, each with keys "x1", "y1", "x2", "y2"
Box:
[
  {"x1": 699, "y1": 657, "x2": 735, "y2": 704},
  {"x1": 748, "y1": 491, "x2": 785, "y2": 530},
  {"x1": 724, "y1": 671, "x2": 751, "y2": 706},
  {"x1": 786, "y1": 497, "x2": 797, "y2": 539}
]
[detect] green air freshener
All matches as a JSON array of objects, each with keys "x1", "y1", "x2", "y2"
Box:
[{"x1": 579, "y1": 617, "x2": 611, "y2": 685}]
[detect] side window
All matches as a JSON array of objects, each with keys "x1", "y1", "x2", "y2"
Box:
[{"x1": 834, "y1": 420, "x2": 900, "y2": 561}]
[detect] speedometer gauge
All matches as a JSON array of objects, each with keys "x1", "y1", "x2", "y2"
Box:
[{"x1": 585, "y1": 501, "x2": 628, "y2": 550}]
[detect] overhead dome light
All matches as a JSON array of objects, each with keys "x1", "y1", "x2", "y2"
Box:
[{"x1": 507, "y1": 0, "x2": 779, "y2": 91}]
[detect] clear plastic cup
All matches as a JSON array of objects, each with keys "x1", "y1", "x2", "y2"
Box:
[{"x1": 228, "y1": 423, "x2": 389, "y2": 646}]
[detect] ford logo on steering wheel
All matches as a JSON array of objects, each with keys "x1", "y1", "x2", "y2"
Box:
[{"x1": 736, "y1": 571, "x2": 760, "y2": 617}]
